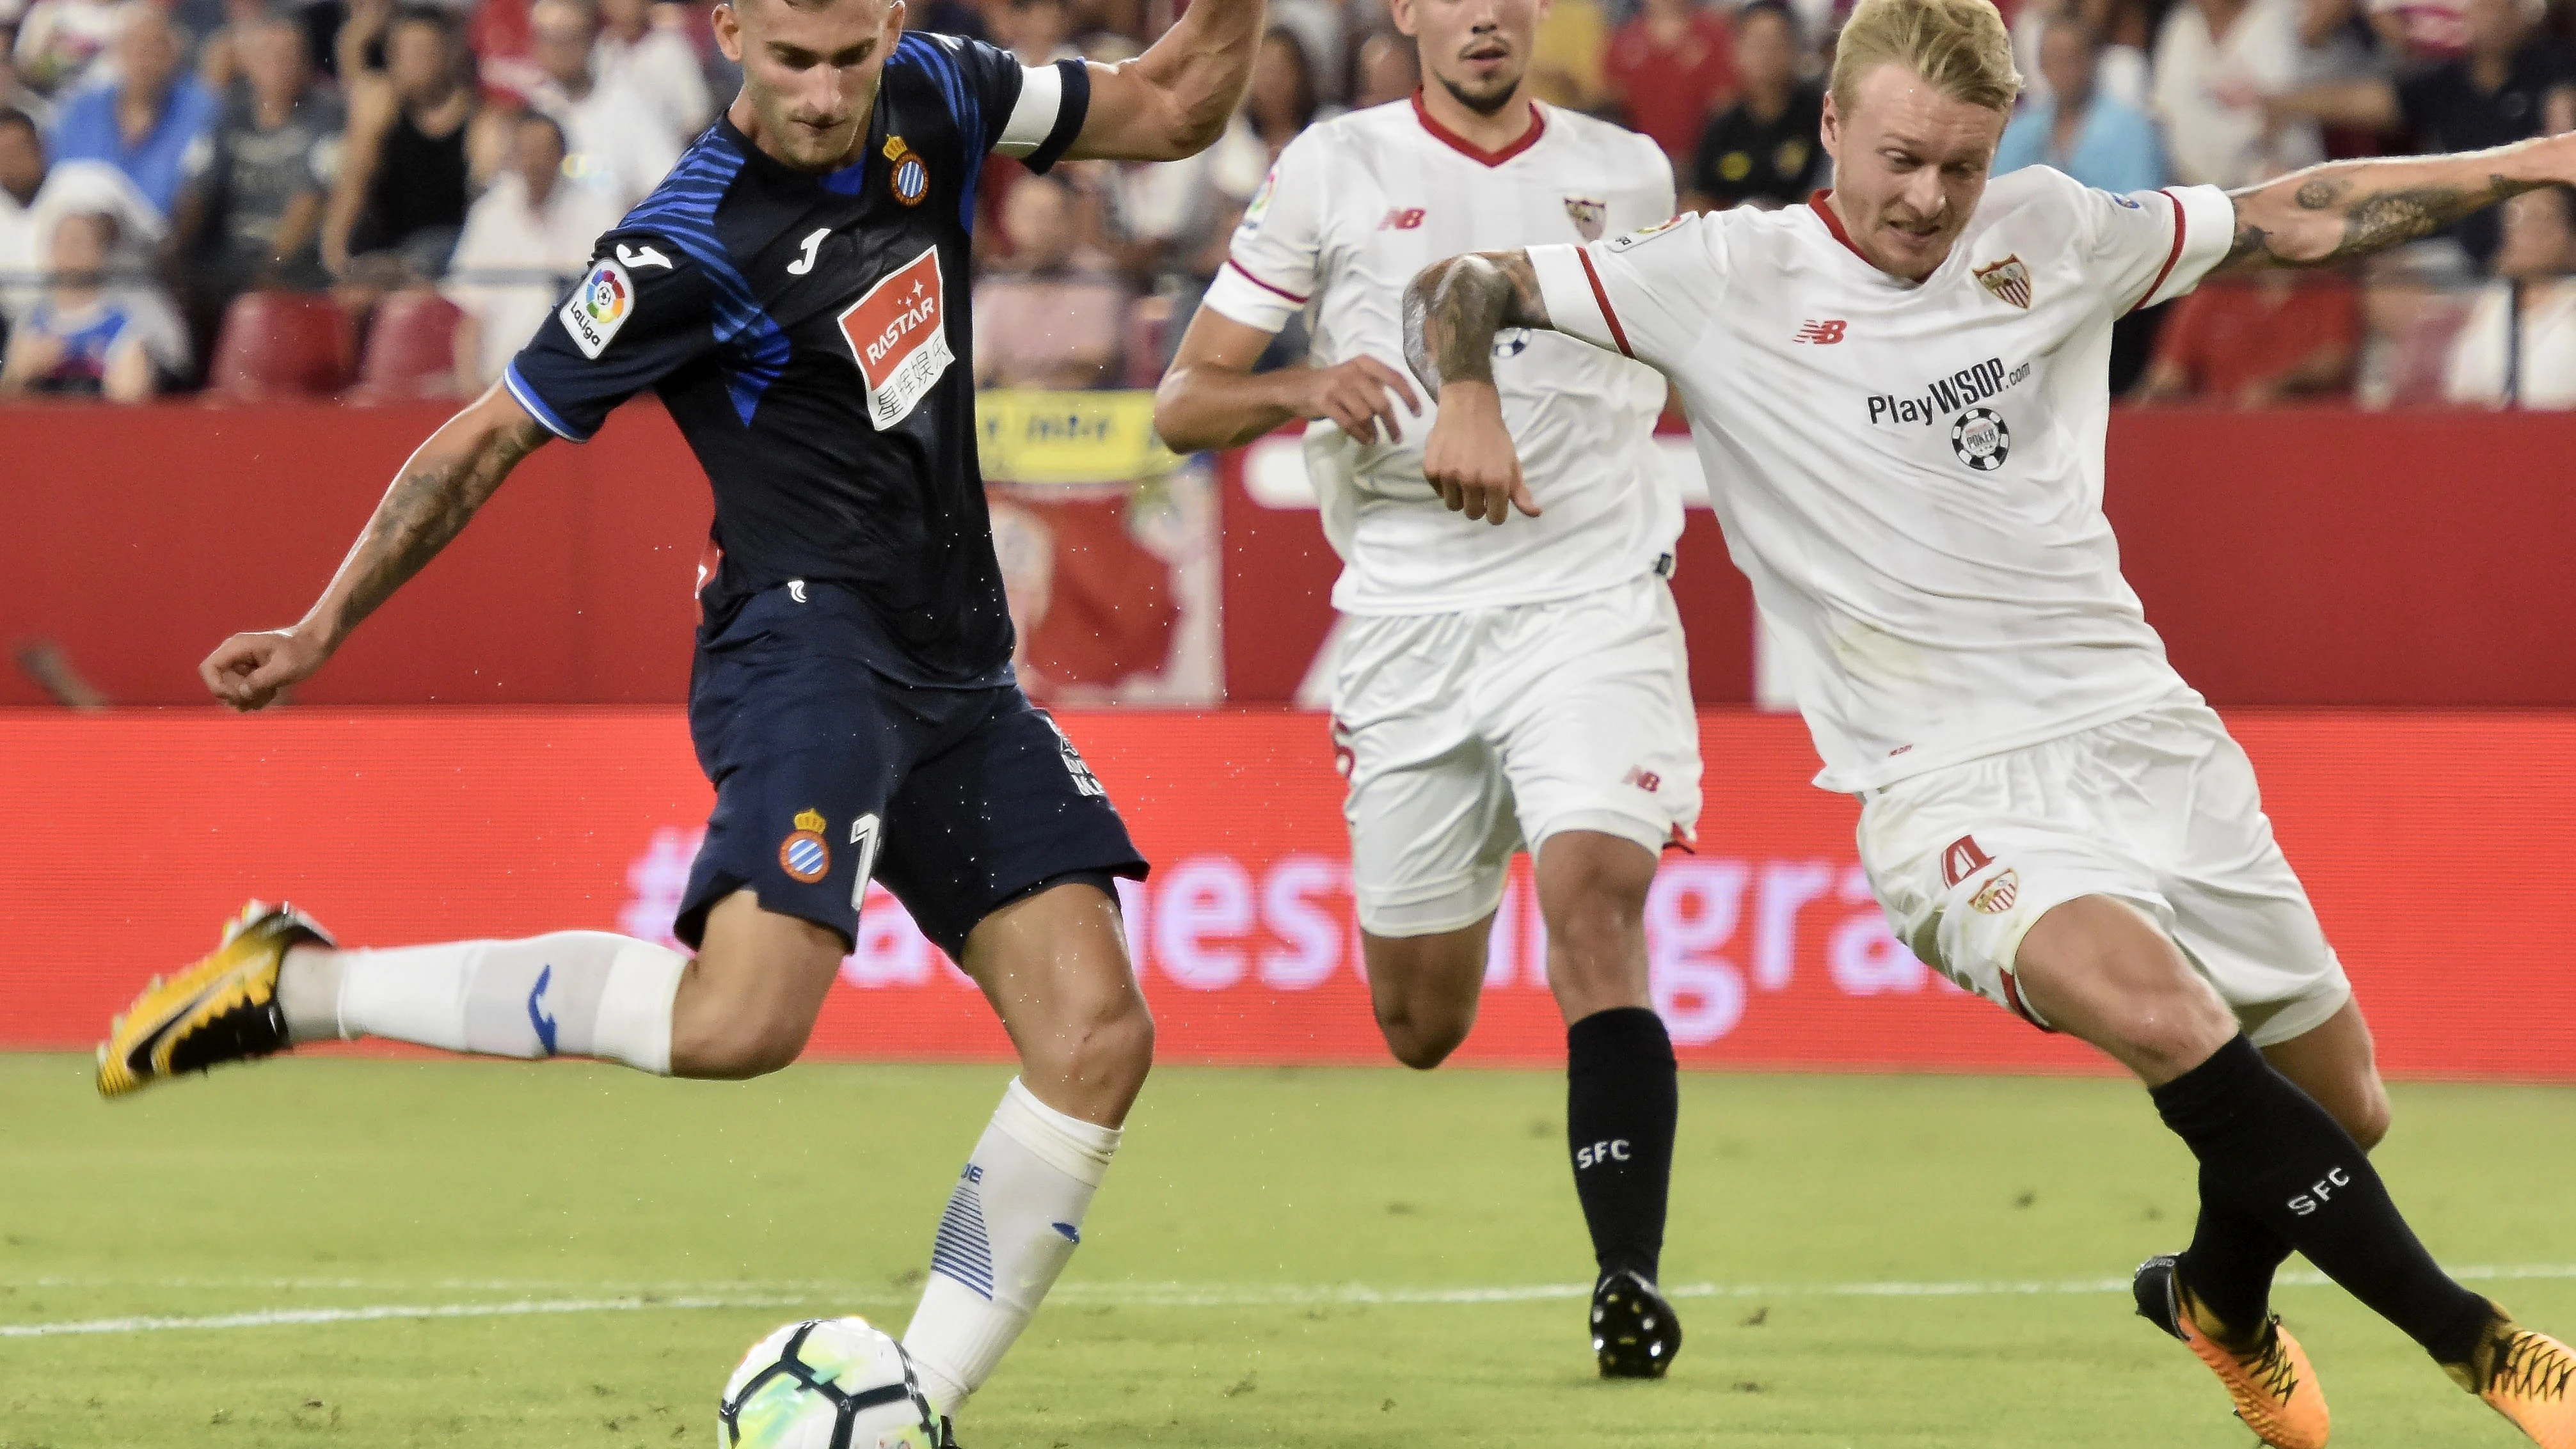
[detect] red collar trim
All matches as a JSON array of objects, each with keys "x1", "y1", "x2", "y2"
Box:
[
  {"x1": 1809, "y1": 190, "x2": 1873, "y2": 264},
  {"x1": 1410, "y1": 89, "x2": 1545, "y2": 168}
]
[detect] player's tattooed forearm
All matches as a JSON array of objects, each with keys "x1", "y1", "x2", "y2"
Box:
[
  {"x1": 1402, "y1": 251, "x2": 1548, "y2": 393},
  {"x1": 2232, "y1": 170, "x2": 2529, "y2": 267},
  {"x1": 338, "y1": 417, "x2": 546, "y2": 628}
]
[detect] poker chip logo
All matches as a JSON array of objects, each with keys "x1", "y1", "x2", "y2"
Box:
[
  {"x1": 1950, "y1": 407, "x2": 2010, "y2": 471},
  {"x1": 779, "y1": 807, "x2": 831, "y2": 883}
]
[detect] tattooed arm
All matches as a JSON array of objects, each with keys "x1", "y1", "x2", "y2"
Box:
[
  {"x1": 1401, "y1": 251, "x2": 1552, "y2": 525},
  {"x1": 2214, "y1": 132, "x2": 2576, "y2": 273},
  {"x1": 200, "y1": 383, "x2": 552, "y2": 711}
]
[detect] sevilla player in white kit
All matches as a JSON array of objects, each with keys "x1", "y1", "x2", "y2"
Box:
[
  {"x1": 1154, "y1": 0, "x2": 1696, "y2": 1379},
  {"x1": 1404, "y1": 0, "x2": 2576, "y2": 1441}
]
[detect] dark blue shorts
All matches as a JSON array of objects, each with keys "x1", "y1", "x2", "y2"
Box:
[{"x1": 673, "y1": 583, "x2": 1147, "y2": 959}]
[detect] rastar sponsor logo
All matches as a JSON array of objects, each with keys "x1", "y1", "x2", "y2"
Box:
[
  {"x1": 838, "y1": 245, "x2": 953, "y2": 430},
  {"x1": 1865, "y1": 356, "x2": 2031, "y2": 427}
]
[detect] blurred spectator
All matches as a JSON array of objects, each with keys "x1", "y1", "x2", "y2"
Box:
[
  {"x1": 2136, "y1": 271, "x2": 2361, "y2": 405},
  {"x1": 47, "y1": 5, "x2": 222, "y2": 218},
  {"x1": 1685, "y1": 2, "x2": 1824, "y2": 210},
  {"x1": 976, "y1": 171, "x2": 1128, "y2": 389},
  {"x1": 12, "y1": 0, "x2": 125, "y2": 96},
  {"x1": 0, "y1": 209, "x2": 180, "y2": 397},
  {"x1": 529, "y1": 0, "x2": 683, "y2": 214},
  {"x1": 1604, "y1": 0, "x2": 1735, "y2": 165},
  {"x1": 999, "y1": 0, "x2": 1079, "y2": 63},
  {"x1": 325, "y1": 4, "x2": 491, "y2": 281},
  {"x1": 1993, "y1": 13, "x2": 2165, "y2": 192},
  {"x1": 2369, "y1": 0, "x2": 2472, "y2": 61},
  {"x1": 196, "y1": 0, "x2": 276, "y2": 95},
  {"x1": 592, "y1": 0, "x2": 712, "y2": 141},
  {"x1": 2445, "y1": 184, "x2": 2576, "y2": 406},
  {"x1": 907, "y1": 0, "x2": 989, "y2": 40},
  {"x1": 443, "y1": 109, "x2": 617, "y2": 387},
  {"x1": 1248, "y1": 25, "x2": 1324, "y2": 157},
  {"x1": 1269, "y1": 0, "x2": 1347, "y2": 106},
  {"x1": 2151, "y1": 0, "x2": 2324, "y2": 187},
  {"x1": 1527, "y1": 0, "x2": 1609, "y2": 109},
  {"x1": 2357, "y1": 239, "x2": 2477, "y2": 406},
  {"x1": 0, "y1": 107, "x2": 167, "y2": 319},
  {"x1": 1354, "y1": 29, "x2": 1418, "y2": 107},
  {"x1": 179, "y1": 13, "x2": 337, "y2": 340},
  {"x1": 2271, "y1": 0, "x2": 2573, "y2": 265},
  {"x1": 2013, "y1": 0, "x2": 2155, "y2": 112}
]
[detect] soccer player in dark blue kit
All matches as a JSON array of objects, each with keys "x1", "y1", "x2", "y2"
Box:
[{"x1": 93, "y1": 0, "x2": 1269, "y2": 1428}]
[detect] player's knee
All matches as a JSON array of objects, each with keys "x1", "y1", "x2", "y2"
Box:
[
  {"x1": 1035, "y1": 986, "x2": 1156, "y2": 1100},
  {"x1": 2103, "y1": 988, "x2": 2238, "y2": 1081},
  {"x1": 676, "y1": 1010, "x2": 813, "y2": 1080},
  {"x1": 1373, "y1": 998, "x2": 1470, "y2": 1070},
  {"x1": 2341, "y1": 1077, "x2": 2393, "y2": 1151}
]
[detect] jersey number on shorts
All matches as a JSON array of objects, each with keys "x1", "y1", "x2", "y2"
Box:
[{"x1": 849, "y1": 812, "x2": 883, "y2": 914}]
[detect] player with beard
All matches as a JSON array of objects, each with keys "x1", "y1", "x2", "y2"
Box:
[
  {"x1": 1154, "y1": 0, "x2": 1694, "y2": 1379},
  {"x1": 91, "y1": 0, "x2": 1269, "y2": 1434},
  {"x1": 1403, "y1": 0, "x2": 2576, "y2": 1441}
]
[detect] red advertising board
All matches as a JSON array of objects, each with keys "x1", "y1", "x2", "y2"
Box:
[{"x1": 5, "y1": 709, "x2": 2573, "y2": 1079}]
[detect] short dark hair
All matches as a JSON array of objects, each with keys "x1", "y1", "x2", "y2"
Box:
[
  {"x1": 1736, "y1": 0, "x2": 1798, "y2": 35},
  {"x1": 388, "y1": 4, "x2": 457, "y2": 38},
  {"x1": 0, "y1": 106, "x2": 39, "y2": 140}
]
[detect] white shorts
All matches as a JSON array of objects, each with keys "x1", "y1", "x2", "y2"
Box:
[
  {"x1": 1856, "y1": 698, "x2": 2351, "y2": 1047},
  {"x1": 1335, "y1": 573, "x2": 1703, "y2": 937}
]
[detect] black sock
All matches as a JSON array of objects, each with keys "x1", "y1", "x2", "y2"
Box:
[
  {"x1": 2177, "y1": 1201, "x2": 2295, "y2": 1338},
  {"x1": 1566, "y1": 1006, "x2": 1677, "y2": 1283},
  {"x1": 2151, "y1": 1035, "x2": 2493, "y2": 1364}
]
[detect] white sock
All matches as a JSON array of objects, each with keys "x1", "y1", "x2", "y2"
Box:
[
  {"x1": 278, "y1": 933, "x2": 686, "y2": 1074},
  {"x1": 902, "y1": 1078, "x2": 1121, "y2": 1416}
]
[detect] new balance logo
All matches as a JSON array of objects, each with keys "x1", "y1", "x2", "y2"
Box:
[
  {"x1": 1378, "y1": 207, "x2": 1426, "y2": 230},
  {"x1": 1793, "y1": 319, "x2": 1847, "y2": 344},
  {"x1": 1625, "y1": 766, "x2": 1662, "y2": 793}
]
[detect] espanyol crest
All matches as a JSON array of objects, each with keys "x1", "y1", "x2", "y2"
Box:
[
  {"x1": 1973, "y1": 254, "x2": 2033, "y2": 310},
  {"x1": 1563, "y1": 196, "x2": 1607, "y2": 242}
]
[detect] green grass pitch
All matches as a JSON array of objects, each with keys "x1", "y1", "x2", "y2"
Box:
[{"x1": 4, "y1": 1054, "x2": 2573, "y2": 1448}]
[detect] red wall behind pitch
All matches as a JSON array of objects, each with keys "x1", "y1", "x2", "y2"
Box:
[
  {"x1": 5, "y1": 709, "x2": 2572, "y2": 1080},
  {"x1": 3, "y1": 403, "x2": 2574, "y2": 706}
]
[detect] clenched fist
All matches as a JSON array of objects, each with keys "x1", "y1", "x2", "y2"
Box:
[
  {"x1": 1419, "y1": 381, "x2": 1539, "y2": 525},
  {"x1": 201, "y1": 628, "x2": 332, "y2": 712}
]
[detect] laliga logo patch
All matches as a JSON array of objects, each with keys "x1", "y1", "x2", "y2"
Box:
[
  {"x1": 1950, "y1": 407, "x2": 2010, "y2": 472},
  {"x1": 780, "y1": 807, "x2": 831, "y2": 883},
  {"x1": 886, "y1": 134, "x2": 928, "y2": 206},
  {"x1": 559, "y1": 259, "x2": 633, "y2": 359},
  {"x1": 1607, "y1": 214, "x2": 1685, "y2": 251}
]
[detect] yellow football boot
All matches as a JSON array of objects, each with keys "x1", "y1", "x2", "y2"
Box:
[
  {"x1": 2450, "y1": 1308, "x2": 2576, "y2": 1448},
  {"x1": 96, "y1": 901, "x2": 333, "y2": 1098},
  {"x1": 2135, "y1": 1254, "x2": 2330, "y2": 1449}
]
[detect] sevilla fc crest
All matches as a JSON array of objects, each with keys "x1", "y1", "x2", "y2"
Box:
[
  {"x1": 1974, "y1": 254, "x2": 2033, "y2": 309},
  {"x1": 1564, "y1": 197, "x2": 1607, "y2": 242}
]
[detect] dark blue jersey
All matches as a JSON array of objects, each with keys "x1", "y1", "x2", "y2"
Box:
[{"x1": 505, "y1": 33, "x2": 1090, "y2": 686}]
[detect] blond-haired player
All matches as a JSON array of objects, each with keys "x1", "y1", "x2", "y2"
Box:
[
  {"x1": 1153, "y1": 0, "x2": 1697, "y2": 1379},
  {"x1": 1401, "y1": 0, "x2": 2576, "y2": 1442}
]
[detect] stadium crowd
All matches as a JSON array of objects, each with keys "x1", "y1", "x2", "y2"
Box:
[{"x1": 1, "y1": 0, "x2": 2572, "y2": 404}]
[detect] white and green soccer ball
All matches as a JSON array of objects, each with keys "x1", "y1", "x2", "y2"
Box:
[{"x1": 717, "y1": 1317, "x2": 941, "y2": 1449}]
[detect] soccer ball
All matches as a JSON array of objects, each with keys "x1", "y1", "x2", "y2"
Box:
[{"x1": 717, "y1": 1317, "x2": 941, "y2": 1449}]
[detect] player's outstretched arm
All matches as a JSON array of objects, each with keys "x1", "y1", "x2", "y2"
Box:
[
  {"x1": 1402, "y1": 251, "x2": 1550, "y2": 525},
  {"x1": 1153, "y1": 308, "x2": 1420, "y2": 452},
  {"x1": 200, "y1": 383, "x2": 551, "y2": 712},
  {"x1": 1063, "y1": 0, "x2": 1267, "y2": 161},
  {"x1": 2216, "y1": 131, "x2": 2576, "y2": 273}
]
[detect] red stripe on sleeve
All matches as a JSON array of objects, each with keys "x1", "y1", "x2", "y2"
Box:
[
  {"x1": 1223, "y1": 257, "x2": 1309, "y2": 305},
  {"x1": 1575, "y1": 248, "x2": 1634, "y2": 359},
  {"x1": 2128, "y1": 189, "x2": 2190, "y2": 315}
]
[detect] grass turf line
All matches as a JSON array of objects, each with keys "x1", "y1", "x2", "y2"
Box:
[{"x1": 3, "y1": 1055, "x2": 2572, "y2": 1448}]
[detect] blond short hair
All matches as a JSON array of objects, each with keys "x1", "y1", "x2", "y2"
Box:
[{"x1": 1829, "y1": 0, "x2": 2022, "y2": 116}]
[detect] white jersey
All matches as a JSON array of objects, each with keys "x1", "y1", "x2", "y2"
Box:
[
  {"x1": 1529, "y1": 166, "x2": 2239, "y2": 791},
  {"x1": 1204, "y1": 97, "x2": 1681, "y2": 615}
]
